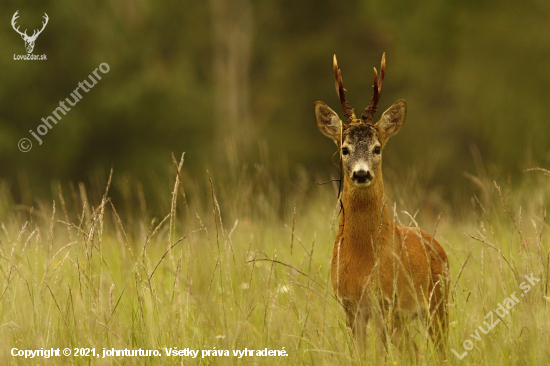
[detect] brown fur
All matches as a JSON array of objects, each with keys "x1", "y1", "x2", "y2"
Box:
[{"x1": 332, "y1": 162, "x2": 449, "y2": 354}]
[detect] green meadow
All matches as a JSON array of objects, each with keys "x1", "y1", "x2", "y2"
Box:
[{"x1": 1, "y1": 155, "x2": 549, "y2": 365}]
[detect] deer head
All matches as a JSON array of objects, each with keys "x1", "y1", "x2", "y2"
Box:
[
  {"x1": 315, "y1": 54, "x2": 406, "y2": 188},
  {"x1": 12, "y1": 11, "x2": 49, "y2": 54}
]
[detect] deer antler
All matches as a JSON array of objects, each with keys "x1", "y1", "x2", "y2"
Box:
[
  {"x1": 30, "y1": 13, "x2": 49, "y2": 40},
  {"x1": 361, "y1": 52, "x2": 386, "y2": 123},
  {"x1": 11, "y1": 11, "x2": 28, "y2": 38},
  {"x1": 333, "y1": 55, "x2": 356, "y2": 125}
]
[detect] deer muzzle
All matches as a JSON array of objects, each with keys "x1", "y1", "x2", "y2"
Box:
[{"x1": 351, "y1": 166, "x2": 373, "y2": 187}]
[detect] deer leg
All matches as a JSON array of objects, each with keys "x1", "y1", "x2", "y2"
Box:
[
  {"x1": 371, "y1": 313, "x2": 392, "y2": 363},
  {"x1": 391, "y1": 316, "x2": 419, "y2": 363},
  {"x1": 344, "y1": 301, "x2": 369, "y2": 348}
]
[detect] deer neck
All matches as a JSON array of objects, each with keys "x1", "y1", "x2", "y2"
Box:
[{"x1": 340, "y1": 174, "x2": 393, "y2": 254}]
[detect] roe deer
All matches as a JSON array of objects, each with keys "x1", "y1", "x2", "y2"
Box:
[{"x1": 314, "y1": 53, "x2": 449, "y2": 358}]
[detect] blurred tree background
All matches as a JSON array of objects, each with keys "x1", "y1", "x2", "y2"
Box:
[{"x1": 1, "y1": 0, "x2": 549, "y2": 210}]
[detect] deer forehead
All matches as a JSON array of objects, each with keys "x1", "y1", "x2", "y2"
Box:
[{"x1": 343, "y1": 124, "x2": 379, "y2": 147}]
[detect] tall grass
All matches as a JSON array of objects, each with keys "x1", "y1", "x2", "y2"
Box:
[{"x1": 0, "y1": 156, "x2": 549, "y2": 365}]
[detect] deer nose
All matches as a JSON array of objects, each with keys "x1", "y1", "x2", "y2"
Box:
[{"x1": 352, "y1": 170, "x2": 373, "y2": 183}]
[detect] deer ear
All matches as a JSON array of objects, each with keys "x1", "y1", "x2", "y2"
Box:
[
  {"x1": 376, "y1": 99, "x2": 406, "y2": 144},
  {"x1": 315, "y1": 101, "x2": 342, "y2": 145}
]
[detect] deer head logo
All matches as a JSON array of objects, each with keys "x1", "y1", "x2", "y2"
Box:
[{"x1": 11, "y1": 11, "x2": 49, "y2": 54}]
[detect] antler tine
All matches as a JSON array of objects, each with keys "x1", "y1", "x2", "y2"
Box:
[
  {"x1": 33, "y1": 13, "x2": 49, "y2": 38},
  {"x1": 11, "y1": 11, "x2": 19, "y2": 28},
  {"x1": 362, "y1": 52, "x2": 386, "y2": 123},
  {"x1": 333, "y1": 54, "x2": 356, "y2": 125},
  {"x1": 378, "y1": 52, "x2": 385, "y2": 95},
  {"x1": 372, "y1": 67, "x2": 379, "y2": 109},
  {"x1": 11, "y1": 11, "x2": 28, "y2": 37}
]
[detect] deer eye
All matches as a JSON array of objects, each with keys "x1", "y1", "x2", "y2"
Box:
[
  {"x1": 374, "y1": 146, "x2": 381, "y2": 154},
  {"x1": 342, "y1": 147, "x2": 349, "y2": 155}
]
